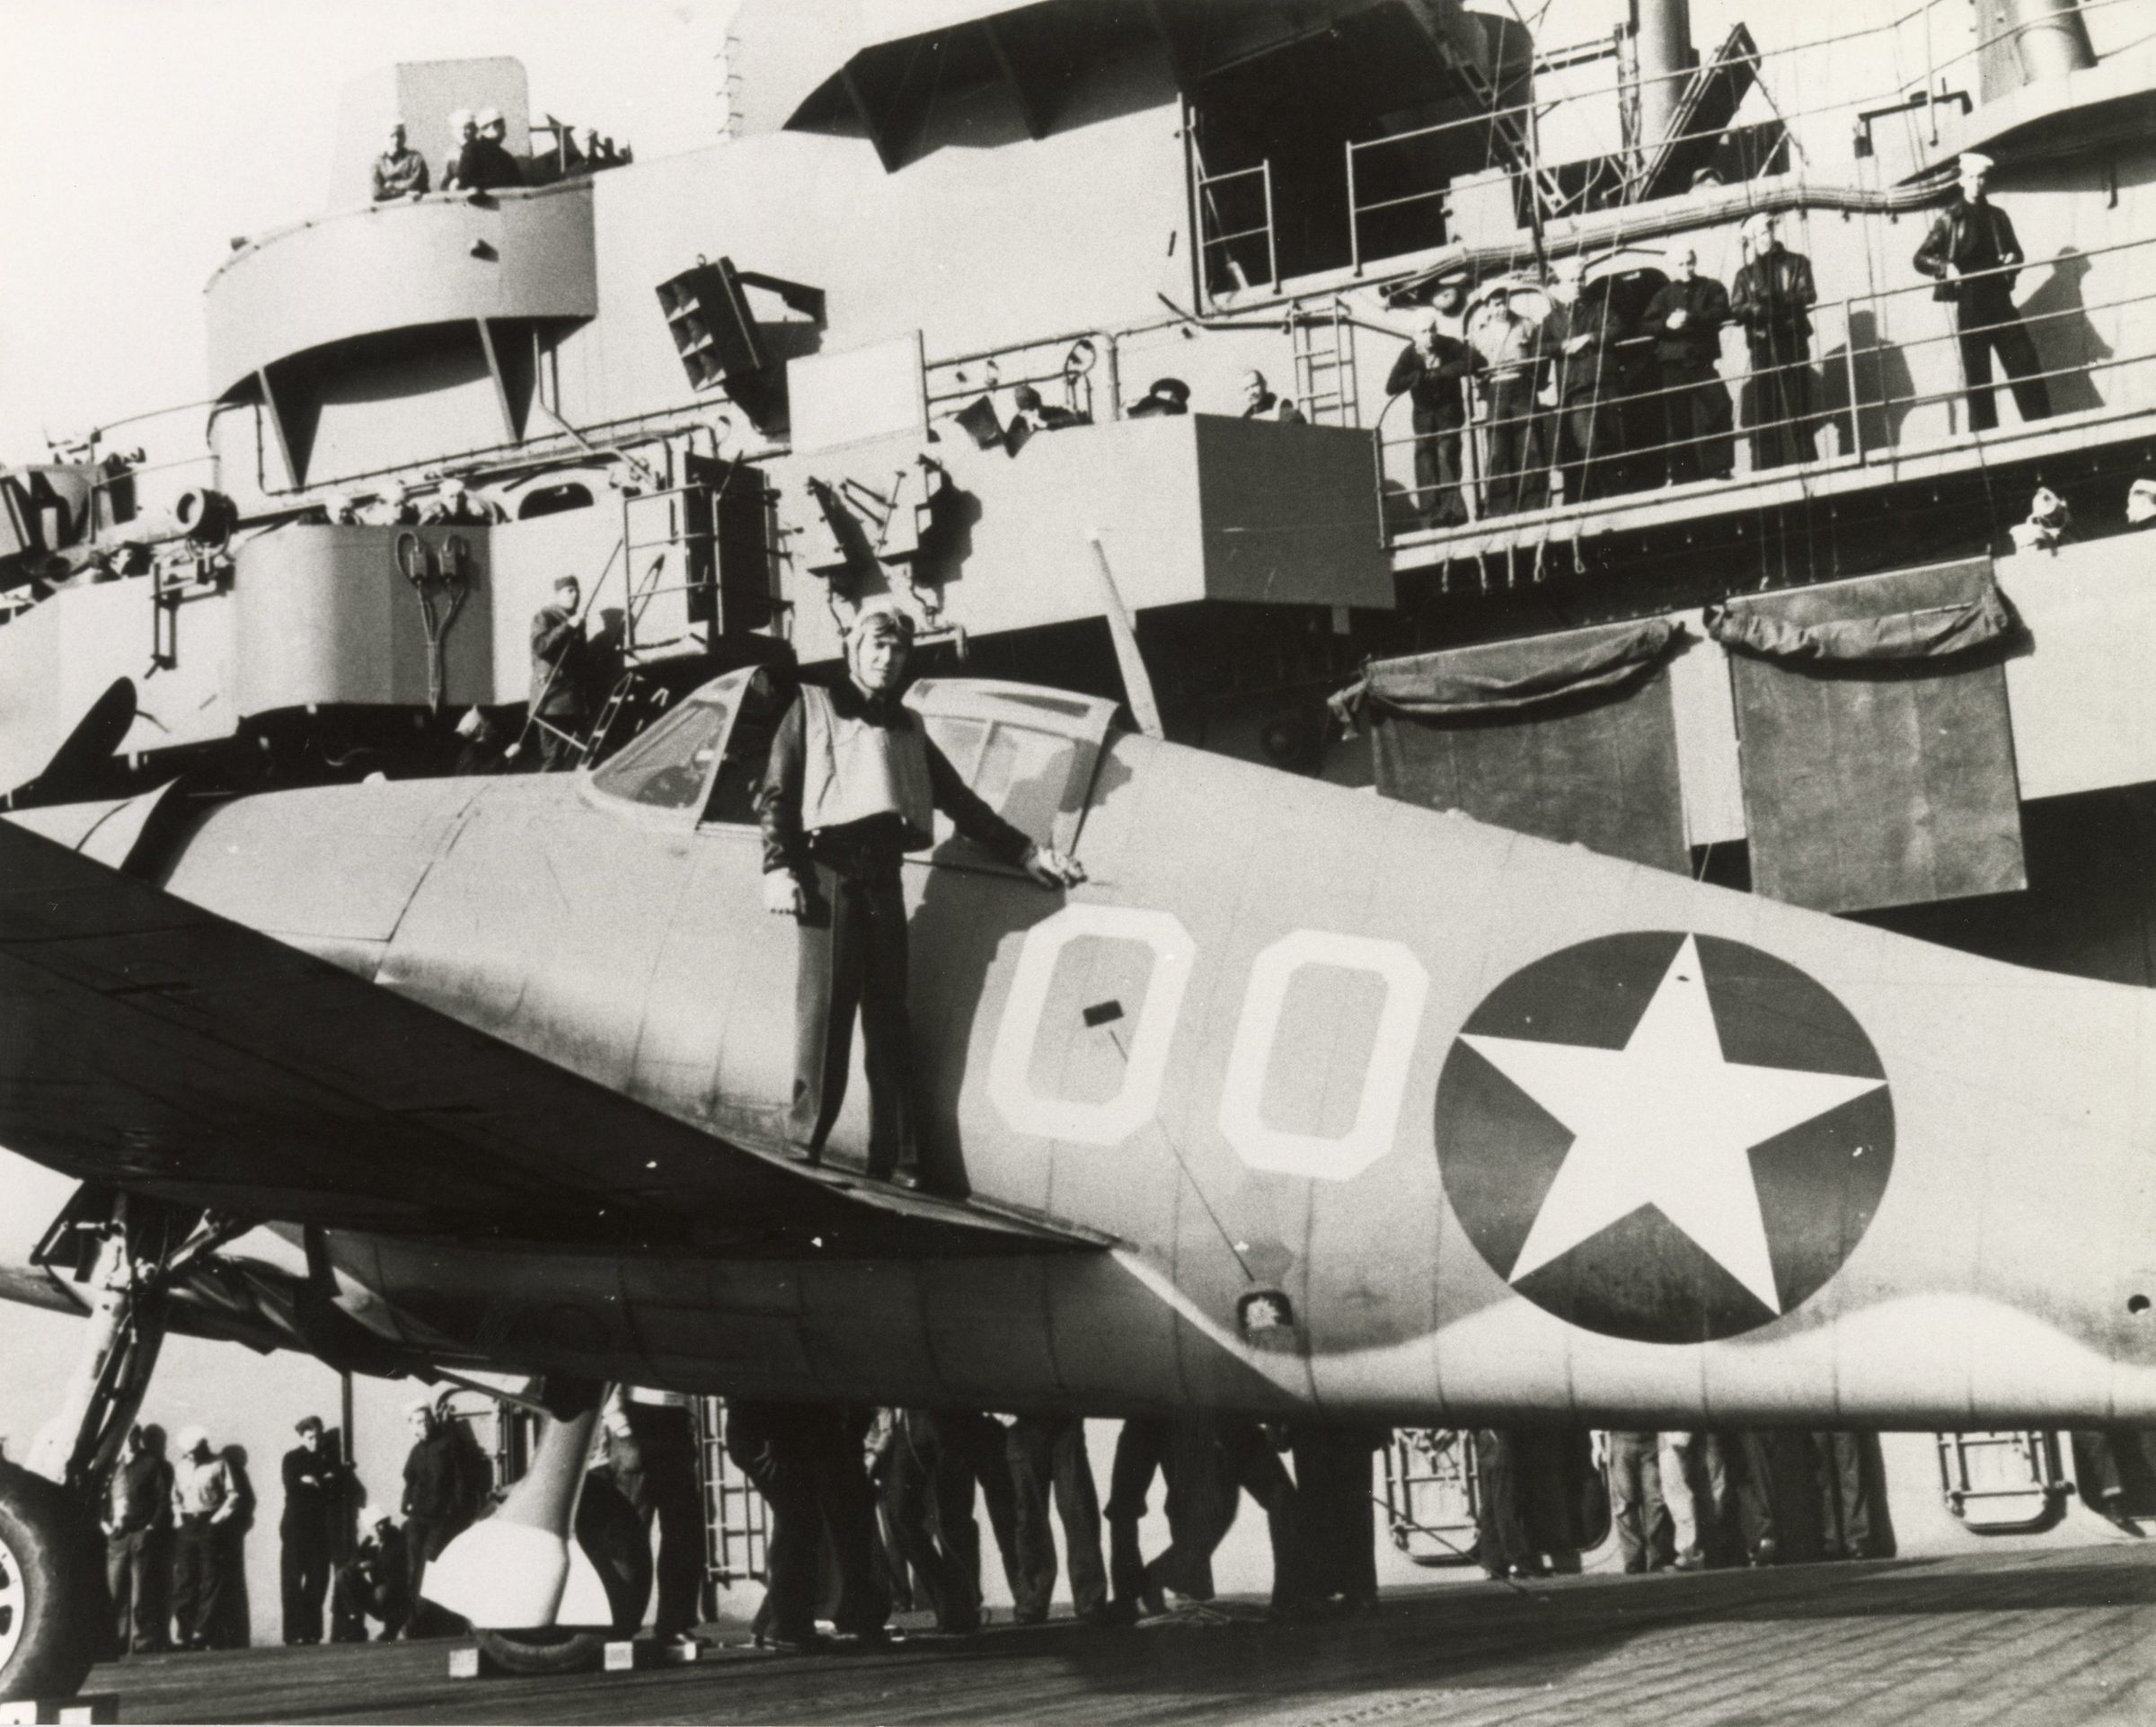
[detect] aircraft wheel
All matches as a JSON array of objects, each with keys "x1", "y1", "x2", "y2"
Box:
[
  {"x1": 471, "y1": 1471, "x2": 651, "y2": 1678},
  {"x1": 0, "y1": 1463, "x2": 105, "y2": 1703}
]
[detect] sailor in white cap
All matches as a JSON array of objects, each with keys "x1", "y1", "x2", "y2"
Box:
[
  {"x1": 2128, "y1": 476, "x2": 2156, "y2": 527},
  {"x1": 439, "y1": 109, "x2": 477, "y2": 191},
  {"x1": 1730, "y1": 209, "x2": 1819, "y2": 467},
  {"x1": 757, "y1": 598, "x2": 1084, "y2": 1187},
  {"x1": 453, "y1": 103, "x2": 523, "y2": 196},
  {"x1": 1914, "y1": 150, "x2": 2051, "y2": 430},
  {"x1": 170, "y1": 1424, "x2": 238, "y2": 1649}
]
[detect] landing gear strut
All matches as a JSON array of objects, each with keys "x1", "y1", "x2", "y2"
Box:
[
  {"x1": 425, "y1": 1383, "x2": 651, "y2": 1676},
  {"x1": 1, "y1": 1193, "x2": 216, "y2": 1702}
]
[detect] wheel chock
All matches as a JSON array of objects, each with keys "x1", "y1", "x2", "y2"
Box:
[{"x1": 0, "y1": 1695, "x2": 119, "y2": 1724}]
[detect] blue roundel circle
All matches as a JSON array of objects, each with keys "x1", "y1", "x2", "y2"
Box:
[{"x1": 1434, "y1": 931, "x2": 1894, "y2": 1345}]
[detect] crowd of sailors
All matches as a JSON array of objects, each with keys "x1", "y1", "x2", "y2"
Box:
[
  {"x1": 88, "y1": 1395, "x2": 2156, "y2": 1656},
  {"x1": 1382, "y1": 151, "x2": 2055, "y2": 527}
]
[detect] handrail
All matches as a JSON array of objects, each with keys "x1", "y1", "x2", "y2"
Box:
[{"x1": 1372, "y1": 231, "x2": 2156, "y2": 549}]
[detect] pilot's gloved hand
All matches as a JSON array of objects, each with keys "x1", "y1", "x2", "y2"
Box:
[
  {"x1": 763, "y1": 870, "x2": 806, "y2": 918},
  {"x1": 1021, "y1": 846, "x2": 1086, "y2": 889}
]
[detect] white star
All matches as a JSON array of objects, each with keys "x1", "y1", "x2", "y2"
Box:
[{"x1": 1461, "y1": 934, "x2": 1885, "y2": 1314}]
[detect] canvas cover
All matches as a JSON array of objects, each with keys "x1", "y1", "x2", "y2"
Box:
[
  {"x1": 1344, "y1": 618, "x2": 1688, "y2": 872},
  {"x1": 1711, "y1": 559, "x2": 2025, "y2": 913}
]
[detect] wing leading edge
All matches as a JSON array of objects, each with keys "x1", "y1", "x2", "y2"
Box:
[{"x1": 0, "y1": 813, "x2": 1098, "y2": 1258}]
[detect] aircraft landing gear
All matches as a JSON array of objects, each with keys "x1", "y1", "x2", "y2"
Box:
[
  {"x1": 2, "y1": 1193, "x2": 213, "y2": 1703},
  {"x1": 0, "y1": 1463, "x2": 108, "y2": 1703},
  {"x1": 425, "y1": 1385, "x2": 651, "y2": 1677}
]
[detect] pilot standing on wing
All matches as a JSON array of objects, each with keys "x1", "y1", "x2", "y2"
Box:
[{"x1": 758, "y1": 599, "x2": 1085, "y2": 1187}]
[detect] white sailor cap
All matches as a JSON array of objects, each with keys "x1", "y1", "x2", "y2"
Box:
[
  {"x1": 175, "y1": 1425, "x2": 209, "y2": 1454},
  {"x1": 475, "y1": 106, "x2": 504, "y2": 129},
  {"x1": 1741, "y1": 210, "x2": 1778, "y2": 244},
  {"x1": 1958, "y1": 151, "x2": 1995, "y2": 177},
  {"x1": 2127, "y1": 477, "x2": 2156, "y2": 522},
  {"x1": 449, "y1": 109, "x2": 474, "y2": 134}
]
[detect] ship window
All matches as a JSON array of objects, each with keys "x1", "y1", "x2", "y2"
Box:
[
  {"x1": 590, "y1": 695, "x2": 730, "y2": 810},
  {"x1": 517, "y1": 483, "x2": 595, "y2": 519}
]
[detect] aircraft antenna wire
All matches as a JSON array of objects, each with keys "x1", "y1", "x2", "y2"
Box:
[{"x1": 1100, "y1": 1023, "x2": 1259, "y2": 1286}]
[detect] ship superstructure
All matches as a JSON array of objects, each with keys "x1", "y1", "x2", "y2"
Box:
[{"x1": 6, "y1": 0, "x2": 2156, "y2": 1557}]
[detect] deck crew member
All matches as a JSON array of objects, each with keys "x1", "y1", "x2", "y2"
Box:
[
  {"x1": 170, "y1": 1425, "x2": 238, "y2": 1650},
  {"x1": 331, "y1": 1516, "x2": 411, "y2": 1642},
  {"x1": 1556, "y1": 273, "x2": 1629, "y2": 503},
  {"x1": 1006, "y1": 1414, "x2": 1109, "y2": 1625},
  {"x1": 1657, "y1": 1430, "x2": 1719, "y2": 1570},
  {"x1": 1642, "y1": 246, "x2": 1734, "y2": 482},
  {"x1": 603, "y1": 1386, "x2": 705, "y2": 1643},
  {"x1": 279, "y1": 1415, "x2": 345, "y2": 1644},
  {"x1": 1386, "y1": 310, "x2": 1479, "y2": 527},
  {"x1": 1914, "y1": 152, "x2": 2053, "y2": 432},
  {"x1": 400, "y1": 1399, "x2": 490, "y2": 1637},
  {"x1": 757, "y1": 601, "x2": 1084, "y2": 1185},
  {"x1": 439, "y1": 111, "x2": 477, "y2": 191},
  {"x1": 1240, "y1": 370, "x2": 1305, "y2": 424},
  {"x1": 103, "y1": 1422, "x2": 173, "y2": 1654},
  {"x1": 1012, "y1": 385, "x2": 1084, "y2": 431},
  {"x1": 1147, "y1": 1420, "x2": 1301, "y2": 1615},
  {"x1": 1127, "y1": 377, "x2": 1191, "y2": 417},
  {"x1": 455, "y1": 106, "x2": 523, "y2": 195},
  {"x1": 726, "y1": 1401, "x2": 836, "y2": 1650},
  {"x1": 1604, "y1": 1430, "x2": 1666, "y2": 1573},
  {"x1": 528, "y1": 576, "x2": 590, "y2": 771},
  {"x1": 371, "y1": 120, "x2": 429, "y2": 201},
  {"x1": 1730, "y1": 212, "x2": 1818, "y2": 468},
  {"x1": 1286, "y1": 1422, "x2": 1387, "y2": 1613},
  {"x1": 1471, "y1": 283, "x2": 1544, "y2": 514},
  {"x1": 1809, "y1": 1430, "x2": 1875, "y2": 1561}
]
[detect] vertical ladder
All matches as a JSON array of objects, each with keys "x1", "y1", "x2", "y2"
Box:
[
  {"x1": 694, "y1": 1397, "x2": 769, "y2": 1591},
  {"x1": 1292, "y1": 303, "x2": 1361, "y2": 426}
]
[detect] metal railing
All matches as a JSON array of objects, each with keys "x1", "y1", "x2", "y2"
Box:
[
  {"x1": 1374, "y1": 228, "x2": 2156, "y2": 552},
  {"x1": 923, "y1": 328, "x2": 1114, "y2": 427},
  {"x1": 1332, "y1": 0, "x2": 2150, "y2": 285}
]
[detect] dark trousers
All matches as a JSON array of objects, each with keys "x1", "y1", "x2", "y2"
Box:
[
  {"x1": 1810, "y1": 1430, "x2": 1872, "y2": 1559},
  {"x1": 614, "y1": 1404, "x2": 706, "y2": 1638},
  {"x1": 1409, "y1": 423, "x2": 1469, "y2": 527},
  {"x1": 1746, "y1": 348, "x2": 1816, "y2": 467},
  {"x1": 172, "y1": 1518, "x2": 228, "y2": 1648},
  {"x1": 1105, "y1": 1419, "x2": 1170, "y2": 1611},
  {"x1": 1560, "y1": 394, "x2": 1618, "y2": 502},
  {"x1": 279, "y1": 1529, "x2": 331, "y2": 1643},
  {"x1": 1474, "y1": 1430, "x2": 1535, "y2": 1577},
  {"x1": 331, "y1": 1560, "x2": 407, "y2": 1641},
  {"x1": 1006, "y1": 1415, "x2": 1106, "y2": 1622},
  {"x1": 1481, "y1": 381, "x2": 1540, "y2": 514},
  {"x1": 1730, "y1": 1430, "x2": 1780, "y2": 1558},
  {"x1": 1957, "y1": 288, "x2": 2051, "y2": 431},
  {"x1": 790, "y1": 861, "x2": 915, "y2": 1177},
  {"x1": 1287, "y1": 1427, "x2": 1381, "y2": 1606},
  {"x1": 742, "y1": 1460, "x2": 822, "y2": 1642},
  {"x1": 107, "y1": 1529, "x2": 171, "y2": 1652},
  {"x1": 1146, "y1": 1420, "x2": 1298, "y2": 1609},
  {"x1": 881, "y1": 1416, "x2": 982, "y2": 1631},
  {"x1": 1606, "y1": 1432, "x2": 1666, "y2": 1572},
  {"x1": 1659, "y1": 359, "x2": 1735, "y2": 481}
]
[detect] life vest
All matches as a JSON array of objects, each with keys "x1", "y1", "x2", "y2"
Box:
[{"x1": 799, "y1": 682, "x2": 935, "y2": 849}]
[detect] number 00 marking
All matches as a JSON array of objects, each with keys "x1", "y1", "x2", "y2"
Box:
[
  {"x1": 987, "y1": 905, "x2": 1195, "y2": 1146},
  {"x1": 1217, "y1": 932, "x2": 1429, "y2": 1182}
]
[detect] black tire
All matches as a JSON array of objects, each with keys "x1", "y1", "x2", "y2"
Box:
[
  {"x1": 471, "y1": 1471, "x2": 651, "y2": 1678},
  {"x1": 0, "y1": 1463, "x2": 106, "y2": 1703}
]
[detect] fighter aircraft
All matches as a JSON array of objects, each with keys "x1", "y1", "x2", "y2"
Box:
[{"x1": 3, "y1": 662, "x2": 2154, "y2": 1698}]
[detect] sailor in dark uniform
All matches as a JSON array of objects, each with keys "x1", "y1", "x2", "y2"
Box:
[
  {"x1": 758, "y1": 601, "x2": 1084, "y2": 1185},
  {"x1": 1641, "y1": 245, "x2": 1734, "y2": 482},
  {"x1": 1914, "y1": 151, "x2": 2052, "y2": 431}
]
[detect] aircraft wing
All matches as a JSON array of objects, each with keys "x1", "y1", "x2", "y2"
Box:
[{"x1": 0, "y1": 814, "x2": 1098, "y2": 1258}]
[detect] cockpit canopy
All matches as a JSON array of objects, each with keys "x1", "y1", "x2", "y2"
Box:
[{"x1": 588, "y1": 667, "x2": 1118, "y2": 860}]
